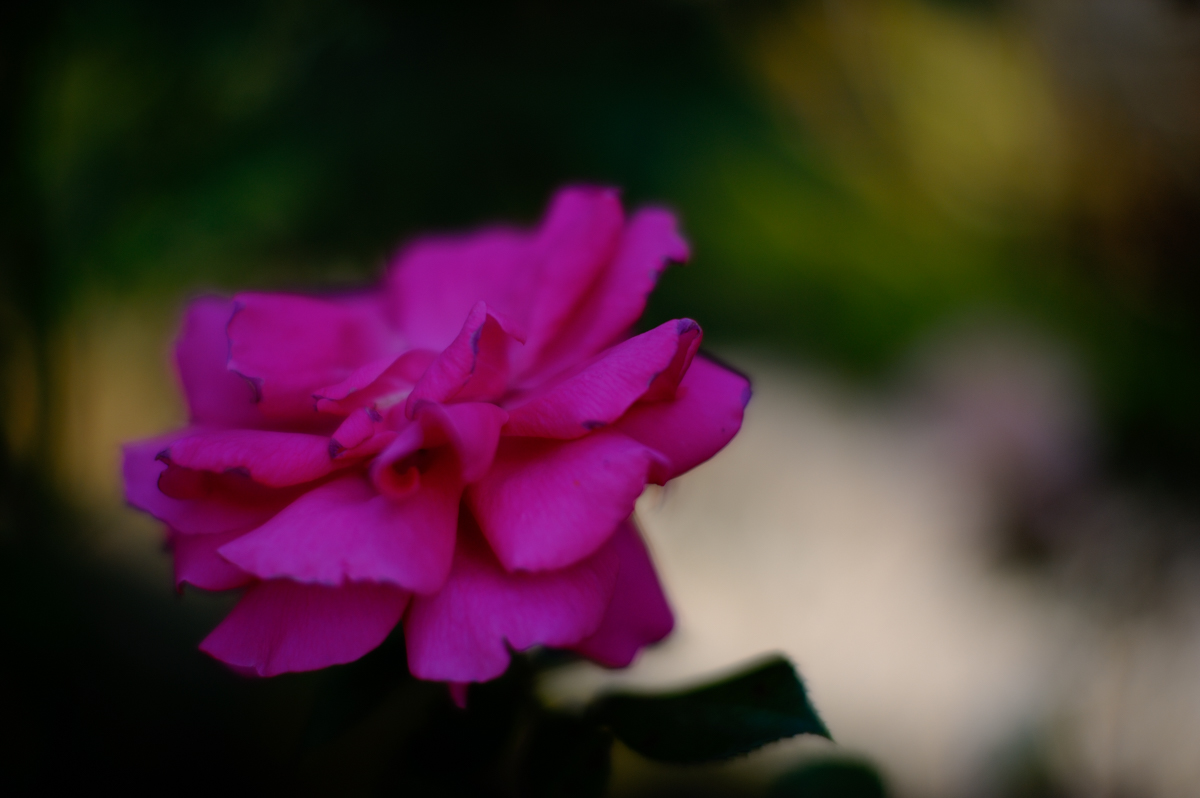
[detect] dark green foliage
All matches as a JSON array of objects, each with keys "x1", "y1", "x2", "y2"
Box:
[
  {"x1": 520, "y1": 713, "x2": 614, "y2": 798},
  {"x1": 770, "y1": 759, "x2": 888, "y2": 798},
  {"x1": 592, "y1": 656, "x2": 831, "y2": 764}
]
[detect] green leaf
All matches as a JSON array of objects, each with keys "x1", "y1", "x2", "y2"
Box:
[
  {"x1": 770, "y1": 758, "x2": 888, "y2": 798},
  {"x1": 590, "y1": 656, "x2": 830, "y2": 764}
]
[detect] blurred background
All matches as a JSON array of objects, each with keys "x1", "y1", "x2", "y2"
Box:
[{"x1": 4, "y1": 0, "x2": 1200, "y2": 794}]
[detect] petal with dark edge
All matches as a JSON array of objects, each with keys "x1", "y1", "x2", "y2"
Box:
[
  {"x1": 227, "y1": 292, "x2": 401, "y2": 422},
  {"x1": 174, "y1": 297, "x2": 263, "y2": 428},
  {"x1": 200, "y1": 580, "x2": 409, "y2": 677},
  {"x1": 123, "y1": 434, "x2": 297, "y2": 535},
  {"x1": 405, "y1": 302, "x2": 521, "y2": 414},
  {"x1": 614, "y1": 355, "x2": 751, "y2": 482},
  {"x1": 160, "y1": 429, "x2": 342, "y2": 488}
]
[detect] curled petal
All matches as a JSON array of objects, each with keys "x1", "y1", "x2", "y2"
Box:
[
  {"x1": 406, "y1": 302, "x2": 521, "y2": 414},
  {"x1": 614, "y1": 355, "x2": 752, "y2": 483},
  {"x1": 313, "y1": 349, "x2": 437, "y2": 414},
  {"x1": 228, "y1": 292, "x2": 401, "y2": 422},
  {"x1": 174, "y1": 297, "x2": 263, "y2": 428},
  {"x1": 200, "y1": 580, "x2": 409, "y2": 677},
  {"x1": 404, "y1": 524, "x2": 620, "y2": 683},
  {"x1": 220, "y1": 466, "x2": 462, "y2": 595},
  {"x1": 159, "y1": 430, "x2": 340, "y2": 488},
  {"x1": 572, "y1": 521, "x2": 674, "y2": 667},
  {"x1": 466, "y1": 429, "x2": 666, "y2": 572},
  {"x1": 504, "y1": 319, "x2": 701, "y2": 439},
  {"x1": 330, "y1": 406, "x2": 385, "y2": 453},
  {"x1": 415, "y1": 402, "x2": 509, "y2": 483},
  {"x1": 170, "y1": 528, "x2": 254, "y2": 591},
  {"x1": 123, "y1": 434, "x2": 295, "y2": 535}
]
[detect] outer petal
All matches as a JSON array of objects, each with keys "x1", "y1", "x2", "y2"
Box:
[
  {"x1": 227, "y1": 292, "x2": 401, "y2": 422},
  {"x1": 613, "y1": 355, "x2": 752, "y2": 482},
  {"x1": 123, "y1": 433, "x2": 294, "y2": 535},
  {"x1": 405, "y1": 302, "x2": 521, "y2": 414},
  {"x1": 504, "y1": 319, "x2": 701, "y2": 439},
  {"x1": 170, "y1": 528, "x2": 254, "y2": 591},
  {"x1": 572, "y1": 521, "x2": 674, "y2": 667},
  {"x1": 159, "y1": 430, "x2": 340, "y2": 488},
  {"x1": 200, "y1": 579, "x2": 409, "y2": 677},
  {"x1": 526, "y1": 206, "x2": 690, "y2": 381},
  {"x1": 219, "y1": 466, "x2": 462, "y2": 595},
  {"x1": 404, "y1": 525, "x2": 620, "y2": 683},
  {"x1": 174, "y1": 297, "x2": 263, "y2": 428},
  {"x1": 466, "y1": 429, "x2": 666, "y2": 572}
]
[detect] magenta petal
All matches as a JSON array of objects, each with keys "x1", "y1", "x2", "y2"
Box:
[
  {"x1": 504, "y1": 319, "x2": 701, "y2": 439},
  {"x1": 415, "y1": 402, "x2": 509, "y2": 483},
  {"x1": 313, "y1": 349, "x2": 437, "y2": 414},
  {"x1": 160, "y1": 429, "x2": 340, "y2": 487},
  {"x1": 389, "y1": 228, "x2": 537, "y2": 352},
  {"x1": 466, "y1": 429, "x2": 665, "y2": 572},
  {"x1": 572, "y1": 521, "x2": 674, "y2": 667},
  {"x1": 406, "y1": 302, "x2": 520, "y2": 414},
  {"x1": 227, "y1": 292, "x2": 401, "y2": 421},
  {"x1": 220, "y1": 466, "x2": 462, "y2": 594},
  {"x1": 514, "y1": 187, "x2": 625, "y2": 373},
  {"x1": 171, "y1": 527, "x2": 254, "y2": 591},
  {"x1": 404, "y1": 526, "x2": 620, "y2": 683},
  {"x1": 614, "y1": 355, "x2": 752, "y2": 482},
  {"x1": 123, "y1": 434, "x2": 292, "y2": 535},
  {"x1": 200, "y1": 579, "x2": 409, "y2": 677},
  {"x1": 174, "y1": 297, "x2": 263, "y2": 428},
  {"x1": 331, "y1": 406, "x2": 385, "y2": 452},
  {"x1": 528, "y1": 206, "x2": 690, "y2": 380}
]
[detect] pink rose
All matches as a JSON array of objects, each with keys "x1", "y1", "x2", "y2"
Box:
[{"x1": 123, "y1": 186, "x2": 750, "y2": 686}]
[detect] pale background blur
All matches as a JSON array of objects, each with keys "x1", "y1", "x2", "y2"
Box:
[{"x1": 5, "y1": 1, "x2": 1200, "y2": 795}]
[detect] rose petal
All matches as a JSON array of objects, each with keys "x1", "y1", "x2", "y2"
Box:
[
  {"x1": 389, "y1": 228, "x2": 536, "y2": 352},
  {"x1": 572, "y1": 520, "x2": 674, "y2": 667},
  {"x1": 123, "y1": 434, "x2": 294, "y2": 535},
  {"x1": 504, "y1": 319, "x2": 701, "y2": 439},
  {"x1": 313, "y1": 349, "x2": 437, "y2": 415},
  {"x1": 416, "y1": 402, "x2": 509, "y2": 483},
  {"x1": 174, "y1": 297, "x2": 263, "y2": 428},
  {"x1": 405, "y1": 302, "x2": 521, "y2": 414},
  {"x1": 614, "y1": 355, "x2": 752, "y2": 482},
  {"x1": 466, "y1": 429, "x2": 665, "y2": 572},
  {"x1": 227, "y1": 292, "x2": 401, "y2": 422},
  {"x1": 330, "y1": 406, "x2": 385, "y2": 452},
  {"x1": 159, "y1": 429, "x2": 340, "y2": 487},
  {"x1": 525, "y1": 206, "x2": 690, "y2": 381},
  {"x1": 220, "y1": 466, "x2": 462, "y2": 595},
  {"x1": 200, "y1": 579, "x2": 409, "y2": 677},
  {"x1": 404, "y1": 524, "x2": 620, "y2": 683},
  {"x1": 170, "y1": 527, "x2": 254, "y2": 591},
  {"x1": 514, "y1": 186, "x2": 624, "y2": 374}
]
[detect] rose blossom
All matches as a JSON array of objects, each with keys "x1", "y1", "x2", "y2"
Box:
[{"x1": 123, "y1": 186, "x2": 750, "y2": 688}]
